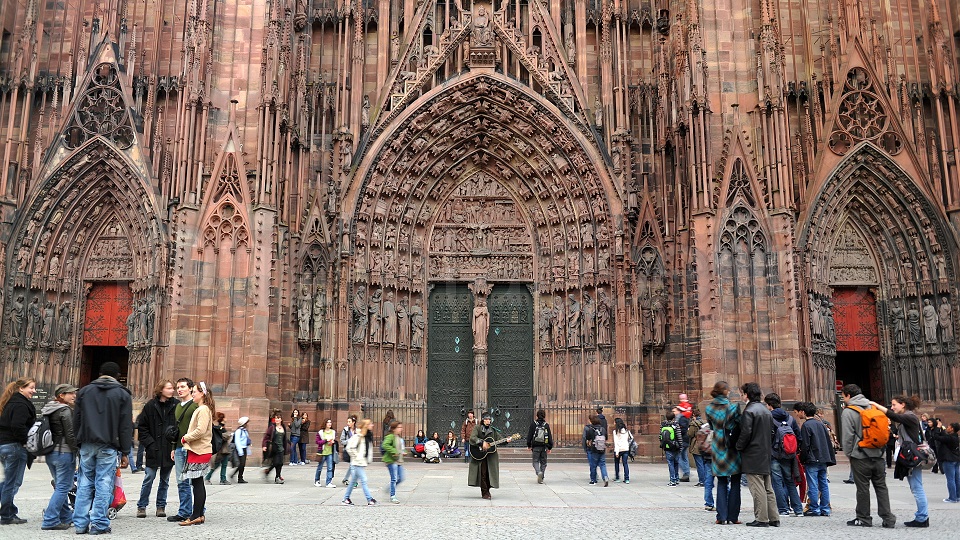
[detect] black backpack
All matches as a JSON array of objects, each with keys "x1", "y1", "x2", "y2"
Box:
[{"x1": 211, "y1": 424, "x2": 225, "y2": 454}]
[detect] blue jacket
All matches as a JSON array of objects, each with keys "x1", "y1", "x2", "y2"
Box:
[{"x1": 233, "y1": 426, "x2": 252, "y2": 456}]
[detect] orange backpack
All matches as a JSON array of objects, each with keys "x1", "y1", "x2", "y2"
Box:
[{"x1": 847, "y1": 405, "x2": 891, "y2": 449}]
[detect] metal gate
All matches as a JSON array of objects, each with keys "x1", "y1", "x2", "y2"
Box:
[
  {"x1": 487, "y1": 284, "x2": 534, "y2": 435},
  {"x1": 426, "y1": 285, "x2": 474, "y2": 437}
]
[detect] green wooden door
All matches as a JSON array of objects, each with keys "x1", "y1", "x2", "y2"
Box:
[{"x1": 426, "y1": 285, "x2": 474, "y2": 437}]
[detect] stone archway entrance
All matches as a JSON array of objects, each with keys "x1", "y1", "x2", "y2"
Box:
[{"x1": 832, "y1": 287, "x2": 883, "y2": 402}]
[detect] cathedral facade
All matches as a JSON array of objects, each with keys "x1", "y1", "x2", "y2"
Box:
[{"x1": 1, "y1": 0, "x2": 959, "y2": 438}]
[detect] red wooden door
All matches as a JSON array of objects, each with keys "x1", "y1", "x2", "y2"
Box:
[
  {"x1": 832, "y1": 288, "x2": 879, "y2": 351},
  {"x1": 83, "y1": 283, "x2": 133, "y2": 347}
]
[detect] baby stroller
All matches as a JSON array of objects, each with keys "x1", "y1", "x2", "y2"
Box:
[
  {"x1": 422, "y1": 440, "x2": 441, "y2": 463},
  {"x1": 62, "y1": 467, "x2": 126, "y2": 519}
]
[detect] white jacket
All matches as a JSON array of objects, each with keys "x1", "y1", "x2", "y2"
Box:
[
  {"x1": 613, "y1": 428, "x2": 632, "y2": 454},
  {"x1": 346, "y1": 433, "x2": 373, "y2": 467}
]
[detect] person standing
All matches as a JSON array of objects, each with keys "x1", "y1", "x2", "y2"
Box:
[
  {"x1": 262, "y1": 410, "x2": 290, "y2": 484},
  {"x1": 178, "y1": 382, "x2": 214, "y2": 526},
  {"x1": 764, "y1": 393, "x2": 803, "y2": 517},
  {"x1": 930, "y1": 421, "x2": 960, "y2": 503},
  {"x1": 688, "y1": 409, "x2": 706, "y2": 487},
  {"x1": 288, "y1": 408, "x2": 302, "y2": 466},
  {"x1": 383, "y1": 420, "x2": 406, "y2": 503},
  {"x1": 40, "y1": 383, "x2": 78, "y2": 530},
  {"x1": 796, "y1": 401, "x2": 836, "y2": 516},
  {"x1": 313, "y1": 418, "x2": 337, "y2": 487},
  {"x1": 841, "y1": 383, "x2": 895, "y2": 528},
  {"x1": 660, "y1": 411, "x2": 683, "y2": 486},
  {"x1": 204, "y1": 412, "x2": 230, "y2": 485},
  {"x1": 461, "y1": 410, "x2": 476, "y2": 463},
  {"x1": 693, "y1": 417, "x2": 716, "y2": 511},
  {"x1": 297, "y1": 412, "x2": 311, "y2": 465},
  {"x1": 340, "y1": 418, "x2": 377, "y2": 506},
  {"x1": 230, "y1": 417, "x2": 252, "y2": 483},
  {"x1": 339, "y1": 416, "x2": 357, "y2": 486},
  {"x1": 673, "y1": 405, "x2": 691, "y2": 482},
  {"x1": 72, "y1": 362, "x2": 133, "y2": 535},
  {"x1": 870, "y1": 396, "x2": 929, "y2": 527},
  {"x1": 0, "y1": 378, "x2": 37, "y2": 526},
  {"x1": 706, "y1": 381, "x2": 742, "y2": 525},
  {"x1": 736, "y1": 382, "x2": 778, "y2": 528},
  {"x1": 167, "y1": 377, "x2": 198, "y2": 523},
  {"x1": 583, "y1": 414, "x2": 609, "y2": 487},
  {"x1": 526, "y1": 409, "x2": 553, "y2": 484},
  {"x1": 469, "y1": 414, "x2": 500, "y2": 499},
  {"x1": 611, "y1": 418, "x2": 632, "y2": 484},
  {"x1": 136, "y1": 380, "x2": 175, "y2": 519}
]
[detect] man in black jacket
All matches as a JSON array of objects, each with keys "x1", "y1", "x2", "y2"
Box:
[
  {"x1": 673, "y1": 406, "x2": 691, "y2": 482},
  {"x1": 797, "y1": 401, "x2": 836, "y2": 516},
  {"x1": 72, "y1": 362, "x2": 132, "y2": 535},
  {"x1": 736, "y1": 382, "x2": 778, "y2": 527},
  {"x1": 135, "y1": 380, "x2": 176, "y2": 518},
  {"x1": 526, "y1": 409, "x2": 553, "y2": 484}
]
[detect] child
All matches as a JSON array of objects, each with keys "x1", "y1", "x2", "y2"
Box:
[
  {"x1": 677, "y1": 394, "x2": 693, "y2": 419},
  {"x1": 660, "y1": 411, "x2": 683, "y2": 486}
]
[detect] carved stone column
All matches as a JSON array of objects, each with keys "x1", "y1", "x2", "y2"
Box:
[{"x1": 469, "y1": 278, "x2": 493, "y2": 411}]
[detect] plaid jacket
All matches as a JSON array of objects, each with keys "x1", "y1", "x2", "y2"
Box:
[{"x1": 706, "y1": 396, "x2": 742, "y2": 477}]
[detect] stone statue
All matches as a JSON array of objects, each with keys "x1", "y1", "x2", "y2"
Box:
[
  {"x1": 126, "y1": 307, "x2": 137, "y2": 346},
  {"x1": 809, "y1": 295, "x2": 823, "y2": 338},
  {"x1": 939, "y1": 298, "x2": 953, "y2": 343},
  {"x1": 138, "y1": 300, "x2": 151, "y2": 343},
  {"x1": 907, "y1": 302, "x2": 922, "y2": 344},
  {"x1": 538, "y1": 306, "x2": 552, "y2": 350},
  {"x1": 922, "y1": 298, "x2": 938, "y2": 344},
  {"x1": 594, "y1": 95, "x2": 603, "y2": 128},
  {"x1": 368, "y1": 288, "x2": 383, "y2": 343},
  {"x1": 7, "y1": 295, "x2": 24, "y2": 342},
  {"x1": 583, "y1": 293, "x2": 596, "y2": 347},
  {"x1": 552, "y1": 296, "x2": 565, "y2": 349},
  {"x1": 890, "y1": 300, "x2": 906, "y2": 344},
  {"x1": 410, "y1": 300, "x2": 425, "y2": 349},
  {"x1": 382, "y1": 291, "x2": 397, "y2": 345},
  {"x1": 298, "y1": 288, "x2": 312, "y2": 341},
  {"x1": 473, "y1": 297, "x2": 490, "y2": 351},
  {"x1": 40, "y1": 301, "x2": 55, "y2": 347},
  {"x1": 361, "y1": 95, "x2": 371, "y2": 128},
  {"x1": 312, "y1": 288, "x2": 324, "y2": 342},
  {"x1": 472, "y1": 5, "x2": 494, "y2": 46},
  {"x1": 146, "y1": 300, "x2": 156, "y2": 342},
  {"x1": 652, "y1": 297, "x2": 666, "y2": 346},
  {"x1": 396, "y1": 299, "x2": 409, "y2": 348},
  {"x1": 340, "y1": 140, "x2": 353, "y2": 173},
  {"x1": 57, "y1": 301, "x2": 72, "y2": 345},
  {"x1": 352, "y1": 289, "x2": 368, "y2": 343},
  {"x1": 567, "y1": 293, "x2": 582, "y2": 347},
  {"x1": 823, "y1": 302, "x2": 836, "y2": 343},
  {"x1": 597, "y1": 289, "x2": 612, "y2": 346},
  {"x1": 26, "y1": 297, "x2": 42, "y2": 345}
]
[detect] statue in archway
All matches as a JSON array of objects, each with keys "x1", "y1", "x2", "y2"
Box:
[
  {"x1": 551, "y1": 296, "x2": 565, "y2": 349},
  {"x1": 298, "y1": 288, "x2": 312, "y2": 341},
  {"x1": 312, "y1": 288, "x2": 324, "y2": 342},
  {"x1": 538, "y1": 305, "x2": 552, "y2": 350},
  {"x1": 368, "y1": 288, "x2": 383, "y2": 343},
  {"x1": 57, "y1": 301, "x2": 72, "y2": 346},
  {"x1": 472, "y1": 297, "x2": 489, "y2": 351},
  {"x1": 382, "y1": 291, "x2": 397, "y2": 345},
  {"x1": 6, "y1": 295, "x2": 24, "y2": 343},
  {"x1": 583, "y1": 293, "x2": 596, "y2": 347},
  {"x1": 26, "y1": 297, "x2": 42, "y2": 346},
  {"x1": 396, "y1": 299, "x2": 409, "y2": 348},
  {"x1": 597, "y1": 289, "x2": 612, "y2": 346},
  {"x1": 809, "y1": 295, "x2": 823, "y2": 339},
  {"x1": 907, "y1": 302, "x2": 922, "y2": 344},
  {"x1": 126, "y1": 306, "x2": 137, "y2": 346},
  {"x1": 410, "y1": 299, "x2": 425, "y2": 350},
  {"x1": 651, "y1": 297, "x2": 666, "y2": 346},
  {"x1": 567, "y1": 293, "x2": 581, "y2": 347},
  {"x1": 890, "y1": 300, "x2": 906, "y2": 344},
  {"x1": 939, "y1": 297, "x2": 953, "y2": 343},
  {"x1": 352, "y1": 288, "x2": 368, "y2": 343},
  {"x1": 40, "y1": 301, "x2": 55, "y2": 347},
  {"x1": 922, "y1": 299, "x2": 938, "y2": 344}
]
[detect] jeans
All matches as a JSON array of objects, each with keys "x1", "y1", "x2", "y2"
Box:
[
  {"x1": 702, "y1": 459, "x2": 715, "y2": 507},
  {"x1": 694, "y1": 454, "x2": 708, "y2": 484},
  {"x1": 678, "y1": 447, "x2": 690, "y2": 477},
  {"x1": 715, "y1": 474, "x2": 742, "y2": 523},
  {"x1": 532, "y1": 447, "x2": 548, "y2": 477},
  {"x1": 614, "y1": 451, "x2": 629, "y2": 481},
  {"x1": 136, "y1": 443, "x2": 144, "y2": 470},
  {"x1": 850, "y1": 456, "x2": 896, "y2": 526},
  {"x1": 342, "y1": 466, "x2": 373, "y2": 502},
  {"x1": 137, "y1": 463, "x2": 173, "y2": 509},
  {"x1": 205, "y1": 456, "x2": 228, "y2": 483},
  {"x1": 907, "y1": 467, "x2": 929, "y2": 522},
  {"x1": 771, "y1": 458, "x2": 803, "y2": 514},
  {"x1": 587, "y1": 451, "x2": 608, "y2": 483},
  {"x1": 289, "y1": 436, "x2": 301, "y2": 464},
  {"x1": 298, "y1": 440, "x2": 307, "y2": 463},
  {"x1": 804, "y1": 463, "x2": 830, "y2": 515},
  {"x1": 665, "y1": 450, "x2": 681, "y2": 483},
  {"x1": 314, "y1": 454, "x2": 335, "y2": 484},
  {"x1": 173, "y1": 447, "x2": 192, "y2": 518},
  {"x1": 0, "y1": 443, "x2": 28, "y2": 521},
  {"x1": 43, "y1": 451, "x2": 76, "y2": 527},
  {"x1": 73, "y1": 445, "x2": 119, "y2": 533},
  {"x1": 386, "y1": 463, "x2": 404, "y2": 497},
  {"x1": 943, "y1": 461, "x2": 960, "y2": 502}
]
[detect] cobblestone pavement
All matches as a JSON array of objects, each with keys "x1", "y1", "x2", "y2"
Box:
[{"x1": 6, "y1": 458, "x2": 959, "y2": 538}]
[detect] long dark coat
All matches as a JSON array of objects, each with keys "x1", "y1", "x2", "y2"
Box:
[
  {"x1": 736, "y1": 400, "x2": 773, "y2": 475},
  {"x1": 467, "y1": 423, "x2": 500, "y2": 489},
  {"x1": 136, "y1": 397, "x2": 176, "y2": 469}
]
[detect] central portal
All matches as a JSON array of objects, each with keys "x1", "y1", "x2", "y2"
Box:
[{"x1": 487, "y1": 284, "x2": 534, "y2": 434}]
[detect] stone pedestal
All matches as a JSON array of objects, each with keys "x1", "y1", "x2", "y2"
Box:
[{"x1": 474, "y1": 348, "x2": 488, "y2": 413}]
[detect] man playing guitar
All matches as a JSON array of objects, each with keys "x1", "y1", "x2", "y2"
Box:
[{"x1": 468, "y1": 413, "x2": 501, "y2": 499}]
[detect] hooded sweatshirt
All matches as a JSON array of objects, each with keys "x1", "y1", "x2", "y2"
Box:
[
  {"x1": 840, "y1": 394, "x2": 883, "y2": 460},
  {"x1": 41, "y1": 400, "x2": 76, "y2": 453},
  {"x1": 0, "y1": 392, "x2": 36, "y2": 445},
  {"x1": 74, "y1": 376, "x2": 133, "y2": 452}
]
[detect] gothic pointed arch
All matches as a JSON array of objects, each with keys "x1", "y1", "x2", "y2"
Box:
[
  {"x1": 631, "y1": 197, "x2": 666, "y2": 349},
  {"x1": 799, "y1": 143, "x2": 959, "y2": 402},
  {"x1": 198, "y1": 128, "x2": 252, "y2": 253}
]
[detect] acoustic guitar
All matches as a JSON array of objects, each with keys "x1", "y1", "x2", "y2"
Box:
[{"x1": 469, "y1": 433, "x2": 521, "y2": 460}]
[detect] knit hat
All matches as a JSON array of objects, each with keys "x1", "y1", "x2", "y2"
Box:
[{"x1": 481, "y1": 412, "x2": 492, "y2": 421}]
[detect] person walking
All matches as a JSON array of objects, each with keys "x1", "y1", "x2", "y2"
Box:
[
  {"x1": 870, "y1": 395, "x2": 929, "y2": 527},
  {"x1": 72, "y1": 362, "x2": 133, "y2": 535},
  {"x1": 840, "y1": 383, "x2": 895, "y2": 528},
  {"x1": 930, "y1": 421, "x2": 960, "y2": 503},
  {"x1": 340, "y1": 418, "x2": 377, "y2": 506},
  {"x1": 461, "y1": 410, "x2": 476, "y2": 463},
  {"x1": 525, "y1": 409, "x2": 552, "y2": 484},
  {"x1": 262, "y1": 410, "x2": 290, "y2": 484},
  {"x1": 764, "y1": 393, "x2": 803, "y2": 517},
  {"x1": 383, "y1": 420, "x2": 406, "y2": 503},
  {"x1": 736, "y1": 382, "x2": 778, "y2": 527},
  {"x1": 229, "y1": 416, "x2": 252, "y2": 483},
  {"x1": 692, "y1": 416, "x2": 716, "y2": 511},
  {"x1": 167, "y1": 377, "x2": 198, "y2": 523},
  {"x1": 468, "y1": 414, "x2": 500, "y2": 499},
  {"x1": 688, "y1": 409, "x2": 706, "y2": 487},
  {"x1": 796, "y1": 401, "x2": 836, "y2": 516},
  {"x1": 40, "y1": 383, "x2": 78, "y2": 530},
  {"x1": 0, "y1": 378, "x2": 36, "y2": 527},
  {"x1": 178, "y1": 382, "x2": 214, "y2": 526},
  {"x1": 583, "y1": 414, "x2": 609, "y2": 487},
  {"x1": 204, "y1": 412, "x2": 230, "y2": 485},
  {"x1": 706, "y1": 381, "x2": 742, "y2": 525},
  {"x1": 314, "y1": 418, "x2": 337, "y2": 487},
  {"x1": 339, "y1": 416, "x2": 357, "y2": 486},
  {"x1": 135, "y1": 380, "x2": 175, "y2": 519},
  {"x1": 297, "y1": 412, "x2": 311, "y2": 465},
  {"x1": 288, "y1": 408, "x2": 302, "y2": 466},
  {"x1": 611, "y1": 418, "x2": 632, "y2": 484}
]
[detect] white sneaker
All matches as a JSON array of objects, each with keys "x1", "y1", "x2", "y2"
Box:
[
  {"x1": 314, "y1": 481, "x2": 323, "y2": 487},
  {"x1": 325, "y1": 483, "x2": 337, "y2": 488}
]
